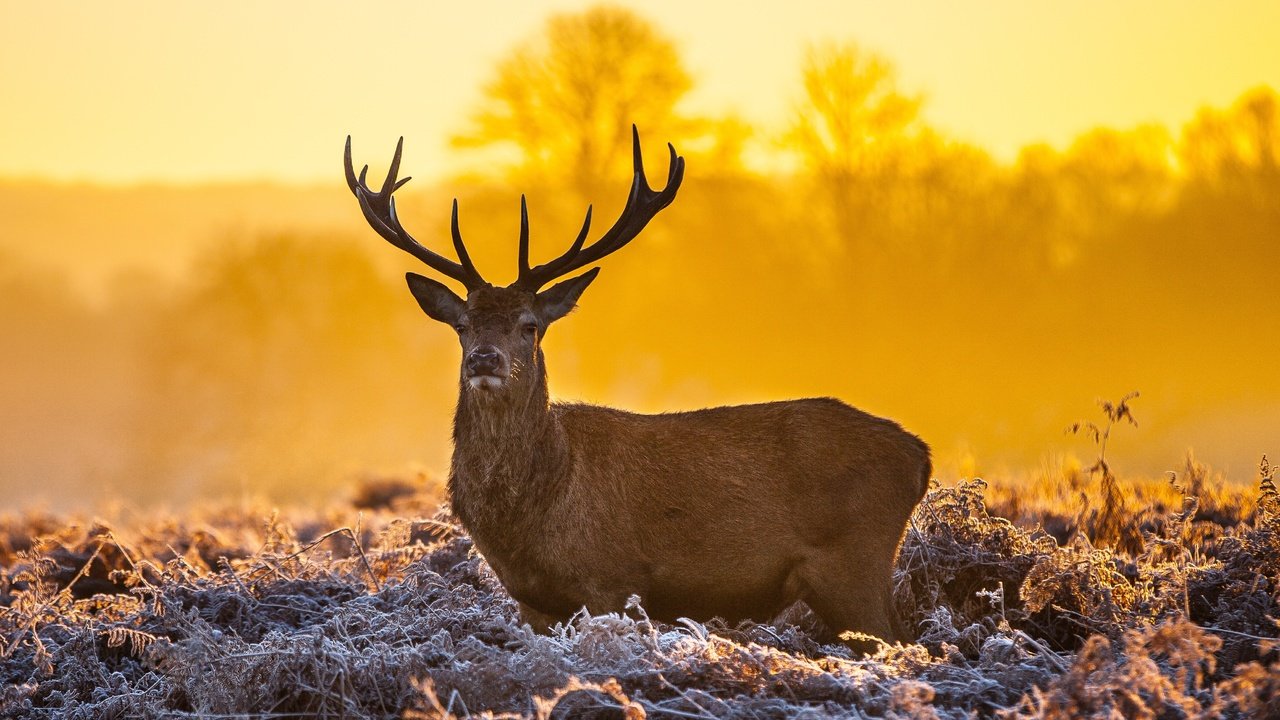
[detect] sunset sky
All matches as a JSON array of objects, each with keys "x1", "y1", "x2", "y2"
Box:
[{"x1": 4, "y1": 0, "x2": 1279, "y2": 183}]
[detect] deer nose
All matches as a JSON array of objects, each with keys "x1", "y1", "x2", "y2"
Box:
[{"x1": 466, "y1": 347, "x2": 503, "y2": 376}]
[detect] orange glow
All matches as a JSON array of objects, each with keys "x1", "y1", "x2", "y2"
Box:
[
  {"x1": 1, "y1": 3, "x2": 1278, "y2": 509},
  {"x1": 2, "y1": 1, "x2": 1278, "y2": 182}
]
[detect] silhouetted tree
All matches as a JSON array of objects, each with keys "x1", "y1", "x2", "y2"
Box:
[
  {"x1": 453, "y1": 5, "x2": 697, "y2": 197},
  {"x1": 786, "y1": 42, "x2": 922, "y2": 177},
  {"x1": 784, "y1": 41, "x2": 924, "y2": 259},
  {"x1": 1181, "y1": 85, "x2": 1280, "y2": 203},
  {"x1": 1005, "y1": 125, "x2": 1174, "y2": 271},
  {"x1": 1062, "y1": 126, "x2": 1175, "y2": 216}
]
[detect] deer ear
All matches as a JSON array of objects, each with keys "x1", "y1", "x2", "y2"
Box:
[
  {"x1": 406, "y1": 272, "x2": 465, "y2": 326},
  {"x1": 535, "y1": 268, "x2": 599, "y2": 324}
]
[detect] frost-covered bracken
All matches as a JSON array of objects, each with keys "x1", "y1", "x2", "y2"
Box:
[{"x1": 2, "y1": 463, "x2": 1277, "y2": 718}]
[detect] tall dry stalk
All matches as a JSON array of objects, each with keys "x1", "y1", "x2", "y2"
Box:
[{"x1": 1067, "y1": 391, "x2": 1141, "y2": 552}]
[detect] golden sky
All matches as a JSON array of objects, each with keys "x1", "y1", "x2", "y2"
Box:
[{"x1": 3, "y1": 0, "x2": 1278, "y2": 183}]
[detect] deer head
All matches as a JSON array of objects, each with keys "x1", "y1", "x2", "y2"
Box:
[{"x1": 344, "y1": 126, "x2": 684, "y2": 396}]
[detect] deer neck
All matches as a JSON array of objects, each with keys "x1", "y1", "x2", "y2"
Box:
[{"x1": 448, "y1": 356, "x2": 569, "y2": 531}]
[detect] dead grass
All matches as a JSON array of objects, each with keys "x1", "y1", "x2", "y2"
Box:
[{"x1": 1, "y1": 456, "x2": 1276, "y2": 718}]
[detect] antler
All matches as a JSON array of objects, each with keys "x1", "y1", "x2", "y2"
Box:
[
  {"x1": 344, "y1": 136, "x2": 487, "y2": 291},
  {"x1": 512, "y1": 125, "x2": 685, "y2": 292}
]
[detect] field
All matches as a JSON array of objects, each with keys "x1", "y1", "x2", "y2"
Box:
[{"x1": 3, "y1": 442, "x2": 1277, "y2": 718}]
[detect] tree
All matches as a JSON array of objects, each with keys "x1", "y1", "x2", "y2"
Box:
[
  {"x1": 453, "y1": 6, "x2": 696, "y2": 196},
  {"x1": 1180, "y1": 85, "x2": 1280, "y2": 202},
  {"x1": 783, "y1": 41, "x2": 925, "y2": 259},
  {"x1": 1004, "y1": 125, "x2": 1174, "y2": 270},
  {"x1": 786, "y1": 42, "x2": 922, "y2": 181}
]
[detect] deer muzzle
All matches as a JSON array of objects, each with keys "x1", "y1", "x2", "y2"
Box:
[{"x1": 465, "y1": 346, "x2": 507, "y2": 390}]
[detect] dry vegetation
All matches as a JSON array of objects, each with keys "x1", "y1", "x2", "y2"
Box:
[{"x1": 3, "y1": 437, "x2": 1277, "y2": 718}]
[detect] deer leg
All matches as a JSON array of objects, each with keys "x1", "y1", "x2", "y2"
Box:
[
  {"x1": 798, "y1": 557, "x2": 900, "y2": 652},
  {"x1": 517, "y1": 602, "x2": 561, "y2": 634}
]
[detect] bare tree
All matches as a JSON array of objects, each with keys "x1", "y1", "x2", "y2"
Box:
[
  {"x1": 1181, "y1": 85, "x2": 1280, "y2": 201},
  {"x1": 784, "y1": 41, "x2": 923, "y2": 256},
  {"x1": 452, "y1": 6, "x2": 696, "y2": 196}
]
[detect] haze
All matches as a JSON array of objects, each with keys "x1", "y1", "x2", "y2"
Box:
[{"x1": 2, "y1": 1, "x2": 1278, "y2": 510}]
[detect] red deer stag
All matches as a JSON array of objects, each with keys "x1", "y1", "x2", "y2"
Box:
[{"x1": 344, "y1": 127, "x2": 930, "y2": 645}]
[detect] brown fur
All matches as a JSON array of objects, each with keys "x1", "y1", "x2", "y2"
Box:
[{"x1": 442, "y1": 286, "x2": 931, "y2": 645}]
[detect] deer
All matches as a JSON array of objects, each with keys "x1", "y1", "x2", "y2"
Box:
[{"x1": 343, "y1": 127, "x2": 931, "y2": 647}]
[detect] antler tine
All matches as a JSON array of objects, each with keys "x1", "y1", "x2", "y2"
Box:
[
  {"x1": 384, "y1": 137, "x2": 404, "y2": 194},
  {"x1": 514, "y1": 204, "x2": 594, "y2": 289},
  {"x1": 344, "y1": 136, "x2": 487, "y2": 291},
  {"x1": 343, "y1": 136, "x2": 360, "y2": 194},
  {"x1": 518, "y1": 195, "x2": 531, "y2": 278},
  {"x1": 450, "y1": 199, "x2": 483, "y2": 285},
  {"x1": 569, "y1": 205, "x2": 593, "y2": 258},
  {"x1": 513, "y1": 125, "x2": 683, "y2": 291}
]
